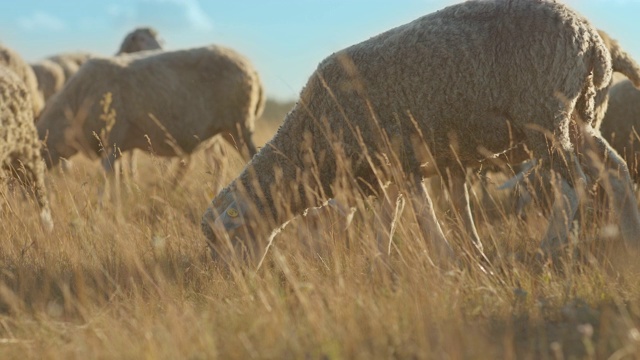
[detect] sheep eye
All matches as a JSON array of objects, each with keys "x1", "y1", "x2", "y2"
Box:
[{"x1": 226, "y1": 208, "x2": 239, "y2": 218}]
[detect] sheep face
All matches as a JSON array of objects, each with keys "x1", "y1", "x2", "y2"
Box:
[{"x1": 201, "y1": 191, "x2": 260, "y2": 261}]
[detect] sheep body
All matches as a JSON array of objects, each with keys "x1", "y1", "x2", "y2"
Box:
[
  {"x1": 37, "y1": 45, "x2": 264, "y2": 169},
  {"x1": 202, "y1": 0, "x2": 640, "y2": 260},
  {"x1": 600, "y1": 80, "x2": 640, "y2": 182},
  {"x1": 46, "y1": 52, "x2": 94, "y2": 84},
  {"x1": 30, "y1": 60, "x2": 65, "y2": 102},
  {"x1": 0, "y1": 44, "x2": 45, "y2": 117},
  {"x1": 0, "y1": 67, "x2": 52, "y2": 230}
]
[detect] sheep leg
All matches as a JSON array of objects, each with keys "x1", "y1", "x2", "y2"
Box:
[
  {"x1": 579, "y1": 128, "x2": 640, "y2": 245},
  {"x1": 21, "y1": 157, "x2": 53, "y2": 232},
  {"x1": 170, "y1": 155, "x2": 192, "y2": 187},
  {"x1": 240, "y1": 127, "x2": 258, "y2": 159},
  {"x1": 221, "y1": 125, "x2": 257, "y2": 160},
  {"x1": 539, "y1": 166, "x2": 582, "y2": 256},
  {"x1": 98, "y1": 148, "x2": 122, "y2": 213}
]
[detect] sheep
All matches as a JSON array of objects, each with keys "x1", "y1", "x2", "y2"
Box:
[
  {"x1": 0, "y1": 44, "x2": 45, "y2": 117},
  {"x1": 599, "y1": 80, "x2": 640, "y2": 183},
  {"x1": 30, "y1": 60, "x2": 65, "y2": 103},
  {"x1": 37, "y1": 45, "x2": 264, "y2": 179},
  {"x1": 115, "y1": 26, "x2": 164, "y2": 180},
  {"x1": 501, "y1": 29, "x2": 640, "y2": 218},
  {"x1": 117, "y1": 27, "x2": 163, "y2": 55},
  {"x1": 201, "y1": 0, "x2": 640, "y2": 266},
  {"x1": 46, "y1": 52, "x2": 94, "y2": 84},
  {"x1": 0, "y1": 66, "x2": 53, "y2": 231}
]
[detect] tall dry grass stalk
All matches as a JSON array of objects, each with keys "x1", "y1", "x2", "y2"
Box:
[{"x1": 0, "y1": 103, "x2": 639, "y2": 359}]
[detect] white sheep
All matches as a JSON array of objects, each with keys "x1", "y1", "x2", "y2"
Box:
[
  {"x1": 599, "y1": 80, "x2": 640, "y2": 183},
  {"x1": 0, "y1": 44, "x2": 45, "y2": 117},
  {"x1": 0, "y1": 67, "x2": 53, "y2": 231},
  {"x1": 46, "y1": 52, "x2": 94, "y2": 85},
  {"x1": 117, "y1": 27, "x2": 163, "y2": 55},
  {"x1": 201, "y1": 0, "x2": 640, "y2": 265},
  {"x1": 37, "y1": 45, "x2": 264, "y2": 177},
  {"x1": 30, "y1": 59, "x2": 65, "y2": 103},
  {"x1": 115, "y1": 26, "x2": 165, "y2": 179}
]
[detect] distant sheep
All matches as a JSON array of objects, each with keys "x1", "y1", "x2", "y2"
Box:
[
  {"x1": 117, "y1": 27, "x2": 163, "y2": 55},
  {"x1": 37, "y1": 45, "x2": 264, "y2": 175},
  {"x1": 30, "y1": 60, "x2": 65, "y2": 102},
  {"x1": 202, "y1": 0, "x2": 640, "y2": 264},
  {"x1": 599, "y1": 80, "x2": 640, "y2": 183},
  {"x1": 0, "y1": 67, "x2": 53, "y2": 231},
  {"x1": 0, "y1": 44, "x2": 45, "y2": 117},
  {"x1": 115, "y1": 26, "x2": 164, "y2": 178},
  {"x1": 47, "y1": 52, "x2": 94, "y2": 84}
]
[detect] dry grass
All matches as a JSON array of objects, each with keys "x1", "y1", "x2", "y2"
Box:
[{"x1": 1, "y1": 101, "x2": 640, "y2": 359}]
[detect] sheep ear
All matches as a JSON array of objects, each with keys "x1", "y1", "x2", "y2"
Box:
[{"x1": 215, "y1": 201, "x2": 246, "y2": 231}]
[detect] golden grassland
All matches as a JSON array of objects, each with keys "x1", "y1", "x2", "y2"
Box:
[{"x1": 1, "y1": 101, "x2": 640, "y2": 359}]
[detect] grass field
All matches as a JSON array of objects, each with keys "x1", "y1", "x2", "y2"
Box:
[{"x1": 1, "y1": 100, "x2": 640, "y2": 359}]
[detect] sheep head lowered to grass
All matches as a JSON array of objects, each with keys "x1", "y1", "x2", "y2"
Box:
[{"x1": 202, "y1": 0, "x2": 640, "y2": 266}]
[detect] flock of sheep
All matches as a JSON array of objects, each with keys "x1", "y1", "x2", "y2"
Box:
[{"x1": 2, "y1": 0, "x2": 640, "y2": 268}]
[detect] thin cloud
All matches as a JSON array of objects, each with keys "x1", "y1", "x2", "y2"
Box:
[
  {"x1": 17, "y1": 12, "x2": 66, "y2": 32},
  {"x1": 109, "y1": 0, "x2": 213, "y2": 32}
]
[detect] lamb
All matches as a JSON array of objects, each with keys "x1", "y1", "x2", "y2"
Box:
[
  {"x1": 0, "y1": 67, "x2": 53, "y2": 231},
  {"x1": 201, "y1": 0, "x2": 640, "y2": 265},
  {"x1": 30, "y1": 60, "x2": 65, "y2": 102},
  {"x1": 37, "y1": 45, "x2": 264, "y2": 176},
  {"x1": 0, "y1": 44, "x2": 45, "y2": 117},
  {"x1": 599, "y1": 80, "x2": 640, "y2": 183},
  {"x1": 117, "y1": 27, "x2": 163, "y2": 55}
]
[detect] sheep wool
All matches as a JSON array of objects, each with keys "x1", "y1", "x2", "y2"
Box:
[
  {"x1": 47, "y1": 52, "x2": 94, "y2": 84},
  {"x1": 600, "y1": 80, "x2": 640, "y2": 182},
  {"x1": 202, "y1": 0, "x2": 640, "y2": 260},
  {"x1": 0, "y1": 44, "x2": 45, "y2": 117},
  {"x1": 0, "y1": 67, "x2": 53, "y2": 231},
  {"x1": 30, "y1": 60, "x2": 65, "y2": 103},
  {"x1": 37, "y1": 45, "x2": 264, "y2": 170}
]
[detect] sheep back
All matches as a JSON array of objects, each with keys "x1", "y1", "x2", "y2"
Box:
[
  {"x1": 0, "y1": 44, "x2": 45, "y2": 117},
  {"x1": 47, "y1": 52, "x2": 94, "y2": 83}
]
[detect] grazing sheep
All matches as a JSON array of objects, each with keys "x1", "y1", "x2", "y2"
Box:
[
  {"x1": 37, "y1": 45, "x2": 264, "y2": 176},
  {"x1": 30, "y1": 60, "x2": 65, "y2": 102},
  {"x1": 0, "y1": 44, "x2": 45, "y2": 117},
  {"x1": 47, "y1": 52, "x2": 94, "y2": 84},
  {"x1": 201, "y1": 0, "x2": 640, "y2": 265},
  {"x1": 115, "y1": 26, "x2": 164, "y2": 179},
  {"x1": 117, "y1": 27, "x2": 163, "y2": 55},
  {"x1": 599, "y1": 80, "x2": 640, "y2": 183},
  {"x1": 0, "y1": 67, "x2": 53, "y2": 231}
]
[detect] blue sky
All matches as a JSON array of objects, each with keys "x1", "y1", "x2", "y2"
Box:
[{"x1": 2, "y1": 0, "x2": 639, "y2": 101}]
